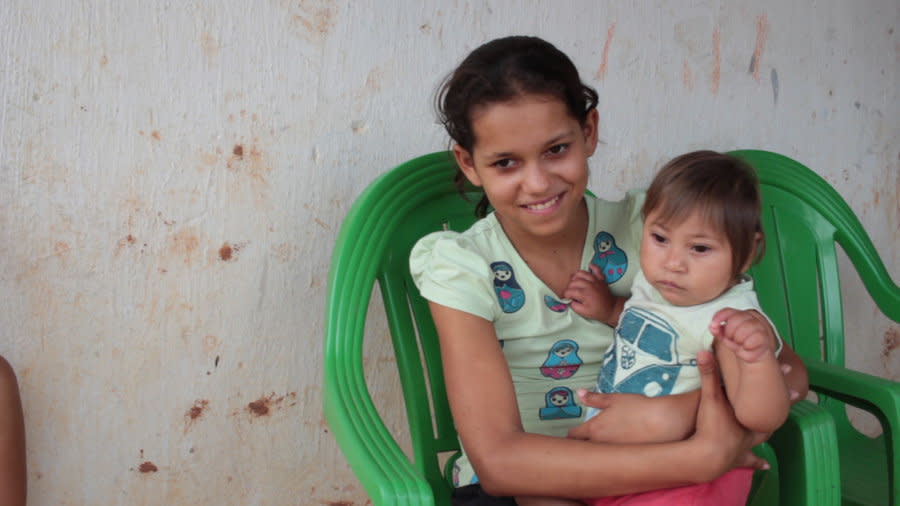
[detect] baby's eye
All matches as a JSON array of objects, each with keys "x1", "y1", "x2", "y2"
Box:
[
  {"x1": 691, "y1": 244, "x2": 711, "y2": 253},
  {"x1": 651, "y1": 233, "x2": 667, "y2": 244},
  {"x1": 547, "y1": 143, "x2": 569, "y2": 156}
]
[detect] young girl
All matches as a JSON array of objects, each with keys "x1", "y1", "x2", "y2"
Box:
[
  {"x1": 410, "y1": 36, "x2": 807, "y2": 505},
  {"x1": 572, "y1": 151, "x2": 791, "y2": 505}
]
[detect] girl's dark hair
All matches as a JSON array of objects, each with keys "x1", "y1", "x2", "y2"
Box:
[
  {"x1": 436, "y1": 36, "x2": 599, "y2": 217},
  {"x1": 642, "y1": 151, "x2": 765, "y2": 278}
]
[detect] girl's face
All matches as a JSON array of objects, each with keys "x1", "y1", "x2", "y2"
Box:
[
  {"x1": 640, "y1": 209, "x2": 749, "y2": 306},
  {"x1": 453, "y1": 95, "x2": 598, "y2": 244}
]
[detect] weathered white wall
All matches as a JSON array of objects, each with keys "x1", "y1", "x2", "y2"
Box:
[{"x1": 0, "y1": 1, "x2": 897, "y2": 504}]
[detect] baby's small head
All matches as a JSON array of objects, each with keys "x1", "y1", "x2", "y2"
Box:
[{"x1": 642, "y1": 150, "x2": 764, "y2": 278}]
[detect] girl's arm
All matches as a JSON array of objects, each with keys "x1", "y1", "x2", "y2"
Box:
[
  {"x1": 0, "y1": 356, "x2": 26, "y2": 506},
  {"x1": 430, "y1": 302, "x2": 766, "y2": 499}
]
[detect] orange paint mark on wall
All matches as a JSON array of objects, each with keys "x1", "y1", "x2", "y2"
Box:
[
  {"x1": 682, "y1": 60, "x2": 694, "y2": 91},
  {"x1": 595, "y1": 23, "x2": 616, "y2": 82},
  {"x1": 711, "y1": 28, "x2": 721, "y2": 95},
  {"x1": 752, "y1": 14, "x2": 769, "y2": 82}
]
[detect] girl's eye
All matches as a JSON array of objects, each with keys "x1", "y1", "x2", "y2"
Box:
[
  {"x1": 492, "y1": 158, "x2": 515, "y2": 170},
  {"x1": 691, "y1": 244, "x2": 711, "y2": 253},
  {"x1": 651, "y1": 233, "x2": 667, "y2": 244},
  {"x1": 547, "y1": 143, "x2": 569, "y2": 156}
]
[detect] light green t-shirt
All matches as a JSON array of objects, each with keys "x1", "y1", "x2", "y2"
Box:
[{"x1": 409, "y1": 192, "x2": 644, "y2": 486}]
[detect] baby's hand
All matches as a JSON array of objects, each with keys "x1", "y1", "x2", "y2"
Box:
[
  {"x1": 709, "y1": 307, "x2": 775, "y2": 363},
  {"x1": 564, "y1": 264, "x2": 614, "y2": 322}
]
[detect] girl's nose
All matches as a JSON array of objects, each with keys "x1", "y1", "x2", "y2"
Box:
[{"x1": 522, "y1": 161, "x2": 551, "y2": 193}]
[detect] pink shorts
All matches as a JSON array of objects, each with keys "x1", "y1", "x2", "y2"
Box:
[{"x1": 583, "y1": 468, "x2": 754, "y2": 506}]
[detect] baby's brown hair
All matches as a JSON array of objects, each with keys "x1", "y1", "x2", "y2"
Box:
[{"x1": 642, "y1": 150, "x2": 765, "y2": 278}]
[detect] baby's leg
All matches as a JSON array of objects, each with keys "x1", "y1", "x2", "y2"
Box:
[{"x1": 0, "y1": 355, "x2": 26, "y2": 506}]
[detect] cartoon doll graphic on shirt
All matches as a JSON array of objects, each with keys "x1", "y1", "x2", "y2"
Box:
[
  {"x1": 592, "y1": 232, "x2": 628, "y2": 284},
  {"x1": 544, "y1": 294, "x2": 570, "y2": 312},
  {"x1": 491, "y1": 261, "x2": 525, "y2": 313},
  {"x1": 540, "y1": 339, "x2": 583, "y2": 379},
  {"x1": 539, "y1": 386, "x2": 582, "y2": 420}
]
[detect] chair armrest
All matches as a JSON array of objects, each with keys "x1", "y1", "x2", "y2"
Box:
[
  {"x1": 323, "y1": 369, "x2": 435, "y2": 506},
  {"x1": 768, "y1": 399, "x2": 841, "y2": 505},
  {"x1": 806, "y1": 357, "x2": 900, "y2": 500},
  {"x1": 806, "y1": 357, "x2": 900, "y2": 428}
]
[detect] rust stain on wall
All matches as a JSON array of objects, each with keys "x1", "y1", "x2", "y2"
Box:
[
  {"x1": 168, "y1": 228, "x2": 201, "y2": 266},
  {"x1": 184, "y1": 399, "x2": 210, "y2": 433},
  {"x1": 271, "y1": 243, "x2": 295, "y2": 263},
  {"x1": 114, "y1": 234, "x2": 137, "y2": 257},
  {"x1": 883, "y1": 326, "x2": 900, "y2": 357},
  {"x1": 219, "y1": 242, "x2": 233, "y2": 261},
  {"x1": 290, "y1": 1, "x2": 337, "y2": 38},
  {"x1": 202, "y1": 334, "x2": 219, "y2": 354},
  {"x1": 218, "y1": 241, "x2": 247, "y2": 262},
  {"x1": 138, "y1": 461, "x2": 158, "y2": 473},
  {"x1": 53, "y1": 241, "x2": 71, "y2": 261},
  {"x1": 201, "y1": 31, "x2": 220, "y2": 62},
  {"x1": 245, "y1": 392, "x2": 298, "y2": 418}
]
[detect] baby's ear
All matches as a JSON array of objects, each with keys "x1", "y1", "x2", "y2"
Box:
[
  {"x1": 452, "y1": 145, "x2": 482, "y2": 187},
  {"x1": 740, "y1": 231, "x2": 765, "y2": 273}
]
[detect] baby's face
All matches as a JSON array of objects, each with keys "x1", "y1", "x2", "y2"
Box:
[{"x1": 640, "y1": 209, "x2": 737, "y2": 306}]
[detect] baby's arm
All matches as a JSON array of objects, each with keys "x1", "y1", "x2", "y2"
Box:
[
  {"x1": 564, "y1": 264, "x2": 625, "y2": 327},
  {"x1": 711, "y1": 310, "x2": 791, "y2": 433}
]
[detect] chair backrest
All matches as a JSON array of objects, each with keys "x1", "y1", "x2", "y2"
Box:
[
  {"x1": 325, "y1": 152, "x2": 474, "y2": 504},
  {"x1": 732, "y1": 149, "x2": 900, "y2": 430}
]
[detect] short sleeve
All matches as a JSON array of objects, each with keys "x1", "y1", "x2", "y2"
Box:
[{"x1": 410, "y1": 231, "x2": 498, "y2": 322}]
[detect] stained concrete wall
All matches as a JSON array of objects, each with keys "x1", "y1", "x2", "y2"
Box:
[{"x1": 0, "y1": 1, "x2": 897, "y2": 504}]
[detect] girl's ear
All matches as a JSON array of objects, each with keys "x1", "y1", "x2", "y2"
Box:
[
  {"x1": 452, "y1": 144, "x2": 482, "y2": 187},
  {"x1": 583, "y1": 108, "x2": 600, "y2": 157}
]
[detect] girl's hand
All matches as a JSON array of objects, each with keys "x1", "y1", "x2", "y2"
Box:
[
  {"x1": 564, "y1": 264, "x2": 617, "y2": 324},
  {"x1": 709, "y1": 307, "x2": 774, "y2": 363},
  {"x1": 568, "y1": 389, "x2": 698, "y2": 444},
  {"x1": 692, "y1": 349, "x2": 769, "y2": 478}
]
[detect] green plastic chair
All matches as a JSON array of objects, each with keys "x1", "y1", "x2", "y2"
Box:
[
  {"x1": 733, "y1": 149, "x2": 900, "y2": 506},
  {"x1": 324, "y1": 151, "x2": 840, "y2": 505}
]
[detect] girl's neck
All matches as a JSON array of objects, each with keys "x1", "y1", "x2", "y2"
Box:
[
  {"x1": 498, "y1": 198, "x2": 589, "y2": 294},
  {"x1": 502, "y1": 199, "x2": 587, "y2": 257}
]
